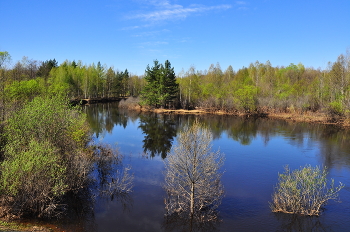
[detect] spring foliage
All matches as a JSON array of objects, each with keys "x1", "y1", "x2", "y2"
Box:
[
  {"x1": 270, "y1": 165, "x2": 344, "y2": 216},
  {"x1": 0, "y1": 96, "x2": 91, "y2": 218}
]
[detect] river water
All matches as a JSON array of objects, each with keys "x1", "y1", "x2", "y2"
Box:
[{"x1": 57, "y1": 102, "x2": 350, "y2": 231}]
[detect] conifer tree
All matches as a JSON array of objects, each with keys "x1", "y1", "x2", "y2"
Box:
[{"x1": 141, "y1": 60, "x2": 178, "y2": 108}]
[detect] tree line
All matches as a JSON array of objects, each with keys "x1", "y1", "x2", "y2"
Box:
[
  {"x1": 1, "y1": 49, "x2": 350, "y2": 120},
  {"x1": 177, "y1": 50, "x2": 350, "y2": 118}
]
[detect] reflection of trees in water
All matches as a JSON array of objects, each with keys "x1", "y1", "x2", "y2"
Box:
[
  {"x1": 274, "y1": 213, "x2": 329, "y2": 232},
  {"x1": 139, "y1": 113, "x2": 177, "y2": 158},
  {"x1": 93, "y1": 144, "x2": 133, "y2": 205},
  {"x1": 84, "y1": 103, "x2": 350, "y2": 171},
  {"x1": 179, "y1": 115, "x2": 350, "y2": 168},
  {"x1": 163, "y1": 214, "x2": 220, "y2": 232},
  {"x1": 84, "y1": 102, "x2": 140, "y2": 138},
  {"x1": 85, "y1": 103, "x2": 350, "y2": 167},
  {"x1": 53, "y1": 188, "x2": 97, "y2": 232},
  {"x1": 50, "y1": 143, "x2": 134, "y2": 232}
]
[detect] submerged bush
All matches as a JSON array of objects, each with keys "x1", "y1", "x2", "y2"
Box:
[{"x1": 270, "y1": 165, "x2": 344, "y2": 216}]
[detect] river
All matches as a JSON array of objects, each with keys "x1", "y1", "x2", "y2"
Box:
[{"x1": 55, "y1": 102, "x2": 350, "y2": 231}]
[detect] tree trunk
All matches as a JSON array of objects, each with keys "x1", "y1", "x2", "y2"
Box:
[{"x1": 190, "y1": 182, "x2": 194, "y2": 216}]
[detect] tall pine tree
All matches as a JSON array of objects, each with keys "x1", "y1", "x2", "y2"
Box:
[{"x1": 141, "y1": 60, "x2": 178, "y2": 108}]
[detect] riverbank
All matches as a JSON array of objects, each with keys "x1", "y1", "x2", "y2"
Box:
[
  {"x1": 144, "y1": 107, "x2": 350, "y2": 127},
  {"x1": 86, "y1": 97, "x2": 349, "y2": 127}
]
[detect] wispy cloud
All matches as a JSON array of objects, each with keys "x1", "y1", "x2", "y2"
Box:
[
  {"x1": 236, "y1": 1, "x2": 247, "y2": 5},
  {"x1": 140, "y1": 41, "x2": 169, "y2": 46},
  {"x1": 129, "y1": 29, "x2": 170, "y2": 37},
  {"x1": 235, "y1": 1, "x2": 249, "y2": 10},
  {"x1": 127, "y1": 0, "x2": 232, "y2": 22}
]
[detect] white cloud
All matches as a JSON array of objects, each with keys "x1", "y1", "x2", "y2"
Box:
[
  {"x1": 128, "y1": 1, "x2": 232, "y2": 22},
  {"x1": 236, "y1": 1, "x2": 247, "y2": 5},
  {"x1": 140, "y1": 41, "x2": 169, "y2": 46}
]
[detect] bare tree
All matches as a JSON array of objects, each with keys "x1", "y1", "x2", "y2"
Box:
[{"x1": 164, "y1": 120, "x2": 224, "y2": 222}]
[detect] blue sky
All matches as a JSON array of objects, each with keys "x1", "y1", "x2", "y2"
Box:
[{"x1": 2, "y1": 0, "x2": 350, "y2": 75}]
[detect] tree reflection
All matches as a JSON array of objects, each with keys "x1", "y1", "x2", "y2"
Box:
[
  {"x1": 138, "y1": 113, "x2": 177, "y2": 158},
  {"x1": 85, "y1": 103, "x2": 350, "y2": 171},
  {"x1": 196, "y1": 115, "x2": 350, "y2": 169},
  {"x1": 163, "y1": 214, "x2": 220, "y2": 232},
  {"x1": 93, "y1": 144, "x2": 134, "y2": 200},
  {"x1": 53, "y1": 188, "x2": 97, "y2": 232},
  {"x1": 84, "y1": 102, "x2": 138, "y2": 138},
  {"x1": 49, "y1": 144, "x2": 134, "y2": 232},
  {"x1": 274, "y1": 213, "x2": 329, "y2": 232}
]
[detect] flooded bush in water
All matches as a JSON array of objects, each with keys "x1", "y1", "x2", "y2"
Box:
[
  {"x1": 270, "y1": 165, "x2": 344, "y2": 216},
  {"x1": 164, "y1": 121, "x2": 224, "y2": 222},
  {"x1": 93, "y1": 143, "x2": 133, "y2": 197},
  {"x1": 0, "y1": 96, "x2": 92, "y2": 218}
]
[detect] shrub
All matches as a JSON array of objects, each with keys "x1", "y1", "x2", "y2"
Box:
[
  {"x1": 118, "y1": 96, "x2": 141, "y2": 110},
  {"x1": 234, "y1": 85, "x2": 258, "y2": 113},
  {"x1": 328, "y1": 100, "x2": 344, "y2": 116},
  {"x1": 270, "y1": 165, "x2": 344, "y2": 216},
  {"x1": 0, "y1": 96, "x2": 91, "y2": 218}
]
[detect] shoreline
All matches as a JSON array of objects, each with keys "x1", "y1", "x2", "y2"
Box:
[
  {"x1": 140, "y1": 107, "x2": 349, "y2": 127},
  {"x1": 77, "y1": 98, "x2": 349, "y2": 127}
]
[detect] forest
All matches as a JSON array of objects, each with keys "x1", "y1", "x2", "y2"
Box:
[{"x1": 1, "y1": 50, "x2": 350, "y2": 123}]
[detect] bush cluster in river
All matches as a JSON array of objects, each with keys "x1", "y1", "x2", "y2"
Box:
[{"x1": 270, "y1": 165, "x2": 344, "y2": 216}]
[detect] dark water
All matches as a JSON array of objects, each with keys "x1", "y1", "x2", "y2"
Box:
[{"x1": 59, "y1": 102, "x2": 350, "y2": 231}]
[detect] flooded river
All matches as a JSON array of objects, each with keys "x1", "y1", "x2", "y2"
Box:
[{"x1": 54, "y1": 102, "x2": 350, "y2": 231}]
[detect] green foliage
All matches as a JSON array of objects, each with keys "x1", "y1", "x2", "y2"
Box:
[
  {"x1": 0, "y1": 96, "x2": 91, "y2": 217},
  {"x1": 2, "y1": 49, "x2": 350, "y2": 120},
  {"x1": 328, "y1": 100, "x2": 344, "y2": 116},
  {"x1": 234, "y1": 85, "x2": 258, "y2": 112},
  {"x1": 4, "y1": 97, "x2": 88, "y2": 151},
  {"x1": 141, "y1": 60, "x2": 179, "y2": 108},
  {"x1": 1, "y1": 139, "x2": 67, "y2": 197},
  {"x1": 0, "y1": 51, "x2": 11, "y2": 68},
  {"x1": 37, "y1": 59, "x2": 57, "y2": 79},
  {"x1": 270, "y1": 165, "x2": 344, "y2": 216},
  {"x1": 5, "y1": 78, "x2": 46, "y2": 102}
]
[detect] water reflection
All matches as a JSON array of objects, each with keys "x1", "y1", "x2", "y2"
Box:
[
  {"x1": 79, "y1": 104, "x2": 350, "y2": 231},
  {"x1": 274, "y1": 213, "x2": 329, "y2": 232},
  {"x1": 85, "y1": 103, "x2": 350, "y2": 168},
  {"x1": 196, "y1": 116, "x2": 350, "y2": 168},
  {"x1": 163, "y1": 214, "x2": 220, "y2": 232},
  {"x1": 139, "y1": 113, "x2": 177, "y2": 158},
  {"x1": 50, "y1": 142, "x2": 134, "y2": 232},
  {"x1": 84, "y1": 103, "x2": 139, "y2": 138}
]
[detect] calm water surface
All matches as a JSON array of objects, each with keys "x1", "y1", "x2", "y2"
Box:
[{"x1": 58, "y1": 103, "x2": 350, "y2": 231}]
